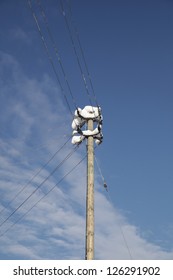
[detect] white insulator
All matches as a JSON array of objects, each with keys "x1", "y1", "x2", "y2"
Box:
[
  {"x1": 82, "y1": 127, "x2": 100, "y2": 136},
  {"x1": 95, "y1": 139, "x2": 102, "y2": 145},
  {"x1": 72, "y1": 117, "x2": 85, "y2": 130},
  {"x1": 71, "y1": 135, "x2": 85, "y2": 145},
  {"x1": 74, "y1": 108, "x2": 82, "y2": 117},
  {"x1": 71, "y1": 106, "x2": 103, "y2": 145},
  {"x1": 72, "y1": 130, "x2": 78, "y2": 135},
  {"x1": 94, "y1": 131, "x2": 103, "y2": 139},
  {"x1": 79, "y1": 106, "x2": 100, "y2": 120}
]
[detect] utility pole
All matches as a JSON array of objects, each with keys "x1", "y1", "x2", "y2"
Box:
[
  {"x1": 85, "y1": 119, "x2": 94, "y2": 260},
  {"x1": 71, "y1": 106, "x2": 103, "y2": 260}
]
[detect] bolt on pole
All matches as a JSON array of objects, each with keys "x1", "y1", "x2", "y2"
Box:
[{"x1": 85, "y1": 118, "x2": 94, "y2": 260}]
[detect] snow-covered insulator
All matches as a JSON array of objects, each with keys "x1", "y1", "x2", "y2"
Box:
[
  {"x1": 82, "y1": 127, "x2": 100, "y2": 136},
  {"x1": 71, "y1": 135, "x2": 85, "y2": 145},
  {"x1": 95, "y1": 139, "x2": 102, "y2": 145},
  {"x1": 71, "y1": 106, "x2": 103, "y2": 145},
  {"x1": 72, "y1": 116, "x2": 85, "y2": 130},
  {"x1": 76, "y1": 106, "x2": 101, "y2": 120}
]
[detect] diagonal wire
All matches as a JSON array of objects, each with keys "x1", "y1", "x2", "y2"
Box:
[
  {"x1": 0, "y1": 145, "x2": 79, "y2": 228},
  {"x1": 37, "y1": 0, "x2": 78, "y2": 109},
  {"x1": 95, "y1": 154, "x2": 108, "y2": 191},
  {"x1": 27, "y1": 0, "x2": 74, "y2": 116},
  {"x1": 59, "y1": 0, "x2": 94, "y2": 106},
  {"x1": 0, "y1": 136, "x2": 71, "y2": 217},
  {"x1": 0, "y1": 153, "x2": 86, "y2": 238},
  {"x1": 66, "y1": 0, "x2": 99, "y2": 107},
  {"x1": 94, "y1": 154, "x2": 133, "y2": 259}
]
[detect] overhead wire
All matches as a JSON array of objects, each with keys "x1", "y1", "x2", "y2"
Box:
[
  {"x1": 27, "y1": 0, "x2": 107, "y2": 256},
  {"x1": 27, "y1": 0, "x2": 74, "y2": 116},
  {"x1": 118, "y1": 222, "x2": 133, "y2": 259},
  {"x1": 0, "y1": 144, "x2": 79, "y2": 229},
  {"x1": 59, "y1": 0, "x2": 95, "y2": 107},
  {"x1": 95, "y1": 154, "x2": 108, "y2": 191},
  {"x1": 66, "y1": 0, "x2": 99, "y2": 107},
  {"x1": 94, "y1": 154, "x2": 133, "y2": 259},
  {"x1": 1, "y1": 0, "x2": 83, "y2": 231},
  {"x1": 33, "y1": 0, "x2": 103, "y2": 145},
  {"x1": 36, "y1": 0, "x2": 78, "y2": 110},
  {"x1": 28, "y1": 0, "x2": 83, "y2": 132},
  {"x1": 29, "y1": 0, "x2": 102, "y2": 127},
  {"x1": 0, "y1": 153, "x2": 87, "y2": 238},
  {"x1": 28, "y1": 0, "x2": 102, "y2": 123},
  {"x1": 59, "y1": 0, "x2": 103, "y2": 137},
  {"x1": 0, "y1": 136, "x2": 71, "y2": 217},
  {"x1": 26, "y1": 0, "x2": 131, "y2": 260}
]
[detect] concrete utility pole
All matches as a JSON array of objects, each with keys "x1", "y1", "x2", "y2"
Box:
[
  {"x1": 71, "y1": 106, "x2": 103, "y2": 260},
  {"x1": 85, "y1": 119, "x2": 94, "y2": 260}
]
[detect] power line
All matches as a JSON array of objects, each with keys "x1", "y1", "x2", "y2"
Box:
[
  {"x1": 27, "y1": 1, "x2": 104, "y2": 260},
  {"x1": 66, "y1": 0, "x2": 99, "y2": 107},
  {"x1": 0, "y1": 145, "x2": 79, "y2": 229},
  {"x1": 0, "y1": 136, "x2": 71, "y2": 218},
  {"x1": 36, "y1": 0, "x2": 78, "y2": 110},
  {"x1": 59, "y1": 0, "x2": 95, "y2": 106},
  {"x1": 94, "y1": 154, "x2": 133, "y2": 259},
  {"x1": 0, "y1": 153, "x2": 86, "y2": 238},
  {"x1": 95, "y1": 154, "x2": 108, "y2": 191},
  {"x1": 27, "y1": 0, "x2": 74, "y2": 116},
  {"x1": 118, "y1": 222, "x2": 133, "y2": 260},
  {"x1": 28, "y1": 0, "x2": 81, "y2": 131},
  {"x1": 28, "y1": 0, "x2": 101, "y2": 123},
  {"x1": 59, "y1": 0, "x2": 102, "y2": 125}
]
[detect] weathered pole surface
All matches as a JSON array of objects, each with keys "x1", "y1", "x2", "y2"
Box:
[{"x1": 85, "y1": 118, "x2": 94, "y2": 260}]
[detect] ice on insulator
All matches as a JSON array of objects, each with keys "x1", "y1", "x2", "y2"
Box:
[
  {"x1": 93, "y1": 129, "x2": 103, "y2": 144},
  {"x1": 71, "y1": 135, "x2": 85, "y2": 145},
  {"x1": 78, "y1": 106, "x2": 101, "y2": 120},
  {"x1": 82, "y1": 127, "x2": 100, "y2": 136},
  {"x1": 72, "y1": 130, "x2": 78, "y2": 135},
  {"x1": 95, "y1": 139, "x2": 102, "y2": 145},
  {"x1": 74, "y1": 108, "x2": 82, "y2": 117},
  {"x1": 71, "y1": 105, "x2": 103, "y2": 145},
  {"x1": 72, "y1": 116, "x2": 85, "y2": 130}
]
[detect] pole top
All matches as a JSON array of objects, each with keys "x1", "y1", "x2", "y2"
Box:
[{"x1": 71, "y1": 106, "x2": 103, "y2": 145}]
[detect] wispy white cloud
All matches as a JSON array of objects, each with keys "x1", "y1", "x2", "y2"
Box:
[
  {"x1": 0, "y1": 50, "x2": 173, "y2": 260},
  {"x1": 9, "y1": 26, "x2": 32, "y2": 45}
]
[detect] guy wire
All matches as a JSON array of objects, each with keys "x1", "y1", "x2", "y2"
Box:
[{"x1": 94, "y1": 154, "x2": 133, "y2": 259}]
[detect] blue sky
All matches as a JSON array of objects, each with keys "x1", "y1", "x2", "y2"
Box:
[{"x1": 0, "y1": 0, "x2": 173, "y2": 260}]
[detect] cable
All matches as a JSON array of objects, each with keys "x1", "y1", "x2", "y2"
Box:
[
  {"x1": 118, "y1": 223, "x2": 133, "y2": 260},
  {"x1": 0, "y1": 153, "x2": 86, "y2": 238},
  {"x1": 0, "y1": 136, "x2": 71, "y2": 217},
  {"x1": 28, "y1": 0, "x2": 102, "y2": 126},
  {"x1": 59, "y1": 0, "x2": 102, "y2": 126},
  {"x1": 59, "y1": 0, "x2": 94, "y2": 106},
  {"x1": 36, "y1": 0, "x2": 78, "y2": 110},
  {"x1": 28, "y1": 0, "x2": 81, "y2": 131},
  {"x1": 27, "y1": 0, "x2": 73, "y2": 116},
  {"x1": 107, "y1": 195, "x2": 133, "y2": 259},
  {"x1": 66, "y1": 0, "x2": 99, "y2": 107},
  {"x1": 95, "y1": 154, "x2": 108, "y2": 191},
  {"x1": 94, "y1": 154, "x2": 133, "y2": 259},
  {"x1": 0, "y1": 145, "x2": 79, "y2": 228}
]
